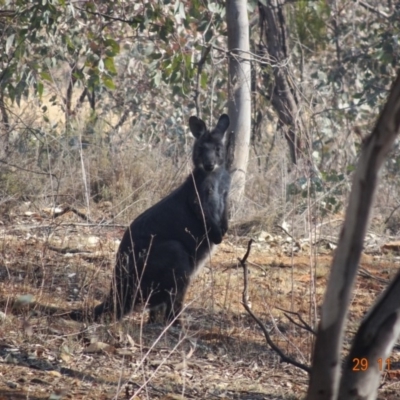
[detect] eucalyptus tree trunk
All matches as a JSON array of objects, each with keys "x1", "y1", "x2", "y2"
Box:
[
  {"x1": 306, "y1": 71, "x2": 400, "y2": 400},
  {"x1": 226, "y1": 0, "x2": 251, "y2": 206},
  {"x1": 258, "y1": 0, "x2": 303, "y2": 165},
  {"x1": 338, "y1": 271, "x2": 400, "y2": 399}
]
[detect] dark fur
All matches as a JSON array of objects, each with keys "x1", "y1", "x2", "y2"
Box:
[{"x1": 70, "y1": 114, "x2": 230, "y2": 325}]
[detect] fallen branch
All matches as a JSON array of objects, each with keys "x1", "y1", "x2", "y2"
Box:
[
  {"x1": 53, "y1": 206, "x2": 94, "y2": 223},
  {"x1": 2, "y1": 222, "x2": 127, "y2": 232},
  {"x1": 358, "y1": 267, "x2": 389, "y2": 285},
  {"x1": 47, "y1": 245, "x2": 92, "y2": 255}
]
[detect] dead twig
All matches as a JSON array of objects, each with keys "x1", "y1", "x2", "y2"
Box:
[
  {"x1": 2, "y1": 222, "x2": 127, "y2": 232},
  {"x1": 240, "y1": 239, "x2": 311, "y2": 373},
  {"x1": 194, "y1": 45, "x2": 211, "y2": 117},
  {"x1": 274, "y1": 224, "x2": 301, "y2": 248},
  {"x1": 53, "y1": 206, "x2": 94, "y2": 223},
  {"x1": 357, "y1": 0, "x2": 391, "y2": 19},
  {"x1": 358, "y1": 267, "x2": 389, "y2": 285},
  {"x1": 384, "y1": 202, "x2": 400, "y2": 226},
  {"x1": 46, "y1": 245, "x2": 92, "y2": 255},
  {"x1": 275, "y1": 307, "x2": 317, "y2": 335}
]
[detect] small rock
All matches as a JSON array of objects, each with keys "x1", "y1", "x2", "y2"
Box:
[{"x1": 6, "y1": 381, "x2": 18, "y2": 389}]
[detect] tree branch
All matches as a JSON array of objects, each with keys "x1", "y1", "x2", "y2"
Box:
[
  {"x1": 241, "y1": 240, "x2": 311, "y2": 373},
  {"x1": 194, "y1": 45, "x2": 211, "y2": 117},
  {"x1": 0, "y1": 159, "x2": 59, "y2": 180},
  {"x1": 357, "y1": 0, "x2": 391, "y2": 19}
]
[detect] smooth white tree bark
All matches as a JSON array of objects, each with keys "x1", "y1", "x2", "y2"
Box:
[{"x1": 226, "y1": 0, "x2": 251, "y2": 206}]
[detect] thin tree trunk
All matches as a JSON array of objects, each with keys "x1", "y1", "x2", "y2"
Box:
[
  {"x1": 226, "y1": 0, "x2": 251, "y2": 206},
  {"x1": 0, "y1": 89, "x2": 10, "y2": 157},
  {"x1": 258, "y1": 0, "x2": 303, "y2": 165}
]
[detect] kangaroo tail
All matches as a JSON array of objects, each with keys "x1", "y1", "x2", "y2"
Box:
[{"x1": 68, "y1": 297, "x2": 121, "y2": 322}]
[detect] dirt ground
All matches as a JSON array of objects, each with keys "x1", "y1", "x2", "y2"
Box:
[{"x1": 0, "y1": 206, "x2": 400, "y2": 400}]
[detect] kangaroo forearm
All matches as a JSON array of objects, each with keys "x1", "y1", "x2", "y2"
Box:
[
  {"x1": 221, "y1": 204, "x2": 229, "y2": 234},
  {"x1": 208, "y1": 221, "x2": 223, "y2": 244}
]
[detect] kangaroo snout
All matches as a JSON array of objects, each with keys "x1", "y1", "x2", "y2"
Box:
[{"x1": 203, "y1": 162, "x2": 216, "y2": 171}]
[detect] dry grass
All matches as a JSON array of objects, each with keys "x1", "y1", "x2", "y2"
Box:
[
  {"x1": 0, "y1": 205, "x2": 400, "y2": 400},
  {"x1": 2, "y1": 91, "x2": 400, "y2": 399}
]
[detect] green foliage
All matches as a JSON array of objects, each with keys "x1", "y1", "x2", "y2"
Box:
[
  {"x1": 0, "y1": 0, "x2": 231, "y2": 127},
  {"x1": 293, "y1": 0, "x2": 329, "y2": 51},
  {"x1": 0, "y1": 1, "x2": 124, "y2": 107},
  {"x1": 286, "y1": 1, "x2": 399, "y2": 217},
  {"x1": 305, "y1": 3, "x2": 399, "y2": 126},
  {"x1": 287, "y1": 170, "x2": 346, "y2": 216}
]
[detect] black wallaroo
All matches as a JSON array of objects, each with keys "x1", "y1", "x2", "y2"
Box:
[{"x1": 70, "y1": 114, "x2": 231, "y2": 325}]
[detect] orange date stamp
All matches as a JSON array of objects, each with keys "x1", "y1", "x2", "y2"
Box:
[{"x1": 352, "y1": 358, "x2": 392, "y2": 371}]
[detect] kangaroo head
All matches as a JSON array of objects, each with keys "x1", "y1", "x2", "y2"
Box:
[{"x1": 189, "y1": 114, "x2": 230, "y2": 172}]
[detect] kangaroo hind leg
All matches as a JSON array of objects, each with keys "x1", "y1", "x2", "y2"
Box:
[{"x1": 143, "y1": 241, "x2": 193, "y2": 326}]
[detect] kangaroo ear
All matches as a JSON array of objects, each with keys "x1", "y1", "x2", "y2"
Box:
[
  {"x1": 214, "y1": 114, "x2": 230, "y2": 136},
  {"x1": 189, "y1": 116, "x2": 207, "y2": 138}
]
